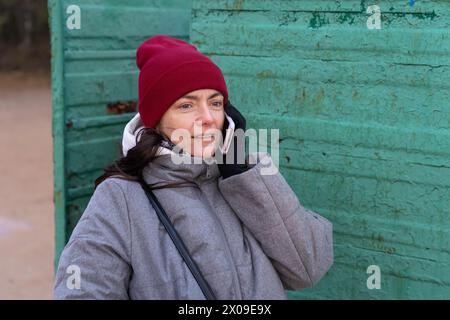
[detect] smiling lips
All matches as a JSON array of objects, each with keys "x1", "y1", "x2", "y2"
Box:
[{"x1": 192, "y1": 133, "x2": 216, "y2": 141}]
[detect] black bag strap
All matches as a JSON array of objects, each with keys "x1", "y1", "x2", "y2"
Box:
[{"x1": 138, "y1": 179, "x2": 217, "y2": 300}]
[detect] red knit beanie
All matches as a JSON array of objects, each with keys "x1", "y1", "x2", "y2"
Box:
[{"x1": 136, "y1": 35, "x2": 229, "y2": 128}]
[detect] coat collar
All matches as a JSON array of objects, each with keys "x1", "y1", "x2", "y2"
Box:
[{"x1": 142, "y1": 152, "x2": 221, "y2": 188}]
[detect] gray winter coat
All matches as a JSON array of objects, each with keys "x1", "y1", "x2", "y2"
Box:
[{"x1": 54, "y1": 152, "x2": 333, "y2": 299}]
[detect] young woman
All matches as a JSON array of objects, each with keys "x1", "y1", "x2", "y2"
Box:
[{"x1": 54, "y1": 35, "x2": 333, "y2": 299}]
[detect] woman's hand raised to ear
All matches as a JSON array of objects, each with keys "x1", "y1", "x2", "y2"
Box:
[{"x1": 217, "y1": 101, "x2": 249, "y2": 179}]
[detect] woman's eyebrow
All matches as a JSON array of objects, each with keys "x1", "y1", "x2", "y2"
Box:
[{"x1": 181, "y1": 92, "x2": 223, "y2": 100}]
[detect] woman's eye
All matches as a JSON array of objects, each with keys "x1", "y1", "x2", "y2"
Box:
[
  {"x1": 179, "y1": 104, "x2": 192, "y2": 110},
  {"x1": 212, "y1": 101, "x2": 223, "y2": 108}
]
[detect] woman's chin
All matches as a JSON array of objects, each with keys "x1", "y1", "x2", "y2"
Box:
[
  {"x1": 189, "y1": 140, "x2": 219, "y2": 159},
  {"x1": 191, "y1": 145, "x2": 217, "y2": 159}
]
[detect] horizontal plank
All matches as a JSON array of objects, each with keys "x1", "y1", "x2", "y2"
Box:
[
  {"x1": 64, "y1": 71, "x2": 138, "y2": 106},
  {"x1": 290, "y1": 244, "x2": 450, "y2": 299},
  {"x1": 62, "y1": 4, "x2": 190, "y2": 38},
  {"x1": 191, "y1": 23, "x2": 450, "y2": 65},
  {"x1": 67, "y1": 113, "x2": 135, "y2": 130},
  {"x1": 193, "y1": 0, "x2": 447, "y2": 15},
  {"x1": 66, "y1": 136, "x2": 123, "y2": 173},
  {"x1": 247, "y1": 113, "x2": 450, "y2": 157},
  {"x1": 282, "y1": 166, "x2": 450, "y2": 227}
]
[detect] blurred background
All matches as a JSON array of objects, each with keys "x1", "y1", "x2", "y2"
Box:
[{"x1": 0, "y1": 0, "x2": 53, "y2": 299}]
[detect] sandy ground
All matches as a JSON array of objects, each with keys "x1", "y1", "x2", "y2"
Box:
[{"x1": 0, "y1": 71, "x2": 54, "y2": 299}]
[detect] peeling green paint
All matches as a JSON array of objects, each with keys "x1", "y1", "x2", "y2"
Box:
[
  {"x1": 256, "y1": 70, "x2": 275, "y2": 79},
  {"x1": 191, "y1": 0, "x2": 450, "y2": 299},
  {"x1": 309, "y1": 12, "x2": 330, "y2": 29},
  {"x1": 337, "y1": 12, "x2": 356, "y2": 25},
  {"x1": 225, "y1": 0, "x2": 245, "y2": 11},
  {"x1": 415, "y1": 10, "x2": 437, "y2": 20},
  {"x1": 360, "y1": 0, "x2": 368, "y2": 13}
]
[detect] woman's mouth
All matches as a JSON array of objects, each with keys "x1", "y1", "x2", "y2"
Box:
[{"x1": 193, "y1": 134, "x2": 215, "y2": 142}]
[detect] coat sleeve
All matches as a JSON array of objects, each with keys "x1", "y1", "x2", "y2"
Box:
[
  {"x1": 54, "y1": 179, "x2": 132, "y2": 299},
  {"x1": 218, "y1": 152, "x2": 333, "y2": 290}
]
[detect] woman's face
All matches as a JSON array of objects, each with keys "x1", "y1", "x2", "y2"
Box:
[{"x1": 156, "y1": 89, "x2": 225, "y2": 158}]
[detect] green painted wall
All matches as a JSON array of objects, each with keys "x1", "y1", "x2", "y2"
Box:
[
  {"x1": 50, "y1": 0, "x2": 450, "y2": 299},
  {"x1": 190, "y1": 0, "x2": 450, "y2": 299}
]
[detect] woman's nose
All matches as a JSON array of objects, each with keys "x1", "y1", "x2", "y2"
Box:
[{"x1": 197, "y1": 104, "x2": 214, "y2": 124}]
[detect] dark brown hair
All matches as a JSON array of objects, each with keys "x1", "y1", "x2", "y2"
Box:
[{"x1": 94, "y1": 127, "x2": 164, "y2": 190}]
